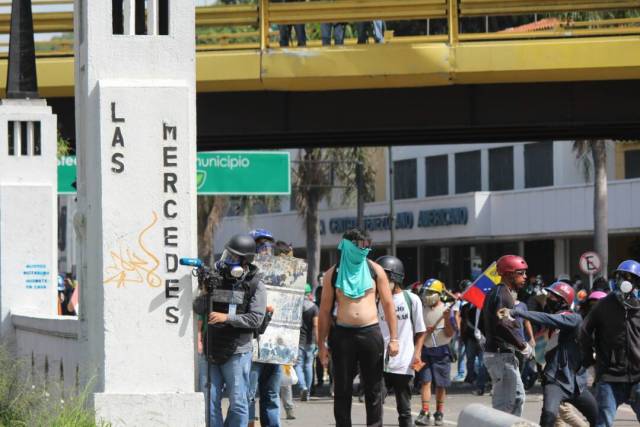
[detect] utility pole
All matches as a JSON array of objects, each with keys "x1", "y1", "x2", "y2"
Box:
[
  {"x1": 356, "y1": 159, "x2": 365, "y2": 231},
  {"x1": 388, "y1": 146, "x2": 396, "y2": 256}
]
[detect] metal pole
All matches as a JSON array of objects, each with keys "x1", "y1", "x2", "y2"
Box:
[
  {"x1": 388, "y1": 146, "x2": 396, "y2": 256},
  {"x1": 356, "y1": 160, "x2": 365, "y2": 231}
]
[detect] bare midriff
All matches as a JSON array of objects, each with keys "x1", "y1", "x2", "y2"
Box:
[{"x1": 335, "y1": 286, "x2": 378, "y2": 327}]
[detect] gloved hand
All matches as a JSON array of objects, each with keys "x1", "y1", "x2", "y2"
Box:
[{"x1": 519, "y1": 341, "x2": 534, "y2": 359}]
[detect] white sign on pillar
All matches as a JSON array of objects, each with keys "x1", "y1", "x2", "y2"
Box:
[
  {"x1": 74, "y1": 0, "x2": 202, "y2": 425},
  {"x1": 0, "y1": 100, "x2": 58, "y2": 338}
]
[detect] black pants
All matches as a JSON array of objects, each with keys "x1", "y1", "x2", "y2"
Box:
[
  {"x1": 329, "y1": 324, "x2": 384, "y2": 427},
  {"x1": 384, "y1": 373, "x2": 413, "y2": 427},
  {"x1": 540, "y1": 383, "x2": 598, "y2": 427}
]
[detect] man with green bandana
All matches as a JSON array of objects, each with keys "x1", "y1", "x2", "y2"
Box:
[{"x1": 318, "y1": 228, "x2": 399, "y2": 427}]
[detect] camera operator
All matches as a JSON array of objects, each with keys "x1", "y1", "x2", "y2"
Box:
[{"x1": 194, "y1": 234, "x2": 267, "y2": 427}]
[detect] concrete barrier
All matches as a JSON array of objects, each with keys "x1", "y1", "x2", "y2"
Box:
[
  {"x1": 458, "y1": 403, "x2": 539, "y2": 427},
  {"x1": 11, "y1": 312, "x2": 80, "y2": 392}
]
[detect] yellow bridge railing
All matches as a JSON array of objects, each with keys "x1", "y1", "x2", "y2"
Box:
[{"x1": 0, "y1": 0, "x2": 639, "y2": 54}]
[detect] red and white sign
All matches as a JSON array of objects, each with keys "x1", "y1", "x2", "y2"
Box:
[{"x1": 579, "y1": 251, "x2": 602, "y2": 275}]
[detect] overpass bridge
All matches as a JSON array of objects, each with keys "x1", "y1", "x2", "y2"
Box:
[{"x1": 3, "y1": 0, "x2": 640, "y2": 145}]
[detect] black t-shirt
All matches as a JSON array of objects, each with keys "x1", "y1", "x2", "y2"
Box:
[{"x1": 299, "y1": 299, "x2": 319, "y2": 347}]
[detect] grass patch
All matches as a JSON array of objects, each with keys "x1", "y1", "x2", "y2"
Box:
[{"x1": 0, "y1": 347, "x2": 109, "y2": 427}]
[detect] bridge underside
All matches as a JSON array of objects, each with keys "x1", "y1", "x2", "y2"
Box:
[{"x1": 51, "y1": 79, "x2": 640, "y2": 149}]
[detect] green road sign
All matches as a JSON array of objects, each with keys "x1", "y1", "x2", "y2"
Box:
[
  {"x1": 57, "y1": 151, "x2": 291, "y2": 195},
  {"x1": 197, "y1": 151, "x2": 290, "y2": 195},
  {"x1": 58, "y1": 155, "x2": 77, "y2": 194}
]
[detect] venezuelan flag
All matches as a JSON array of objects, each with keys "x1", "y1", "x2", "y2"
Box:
[{"x1": 462, "y1": 262, "x2": 502, "y2": 308}]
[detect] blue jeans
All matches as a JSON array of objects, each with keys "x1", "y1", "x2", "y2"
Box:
[
  {"x1": 484, "y1": 352, "x2": 525, "y2": 416},
  {"x1": 248, "y1": 362, "x2": 282, "y2": 427},
  {"x1": 356, "y1": 21, "x2": 384, "y2": 44},
  {"x1": 321, "y1": 23, "x2": 345, "y2": 46},
  {"x1": 465, "y1": 338, "x2": 487, "y2": 390},
  {"x1": 294, "y1": 345, "x2": 315, "y2": 391},
  {"x1": 278, "y1": 24, "x2": 306, "y2": 47},
  {"x1": 595, "y1": 381, "x2": 640, "y2": 427},
  {"x1": 208, "y1": 351, "x2": 252, "y2": 427}
]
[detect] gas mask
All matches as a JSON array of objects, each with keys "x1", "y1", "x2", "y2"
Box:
[
  {"x1": 218, "y1": 249, "x2": 246, "y2": 279},
  {"x1": 619, "y1": 280, "x2": 634, "y2": 295},
  {"x1": 423, "y1": 292, "x2": 440, "y2": 307}
]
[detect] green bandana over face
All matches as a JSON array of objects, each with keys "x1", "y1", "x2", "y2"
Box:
[{"x1": 335, "y1": 239, "x2": 373, "y2": 299}]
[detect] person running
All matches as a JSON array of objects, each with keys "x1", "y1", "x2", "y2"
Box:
[
  {"x1": 376, "y1": 255, "x2": 426, "y2": 427},
  {"x1": 318, "y1": 228, "x2": 398, "y2": 427},
  {"x1": 415, "y1": 279, "x2": 457, "y2": 426},
  {"x1": 580, "y1": 260, "x2": 640, "y2": 426},
  {"x1": 500, "y1": 281, "x2": 598, "y2": 426},
  {"x1": 482, "y1": 255, "x2": 533, "y2": 417}
]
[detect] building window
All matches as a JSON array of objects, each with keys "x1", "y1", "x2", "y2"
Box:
[
  {"x1": 489, "y1": 146, "x2": 514, "y2": 191},
  {"x1": 7, "y1": 121, "x2": 41, "y2": 157},
  {"x1": 524, "y1": 142, "x2": 553, "y2": 188},
  {"x1": 113, "y1": 0, "x2": 169, "y2": 36},
  {"x1": 112, "y1": 0, "x2": 124, "y2": 34},
  {"x1": 625, "y1": 150, "x2": 640, "y2": 179},
  {"x1": 7, "y1": 121, "x2": 15, "y2": 155},
  {"x1": 425, "y1": 155, "x2": 448, "y2": 197},
  {"x1": 455, "y1": 150, "x2": 481, "y2": 194},
  {"x1": 393, "y1": 158, "x2": 417, "y2": 200}
]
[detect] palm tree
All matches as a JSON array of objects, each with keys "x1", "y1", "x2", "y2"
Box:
[
  {"x1": 573, "y1": 140, "x2": 609, "y2": 278},
  {"x1": 293, "y1": 148, "x2": 376, "y2": 289},
  {"x1": 197, "y1": 195, "x2": 281, "y2": 265}
]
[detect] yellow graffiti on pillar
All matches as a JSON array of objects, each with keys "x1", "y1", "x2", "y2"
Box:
[{"x1": 104, "y1": 211, "x2": 162, "y2": 288}]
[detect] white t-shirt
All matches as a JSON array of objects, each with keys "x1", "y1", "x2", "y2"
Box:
[{"x1": 378, "y1": 291, "x2": 426, "y2": 376}]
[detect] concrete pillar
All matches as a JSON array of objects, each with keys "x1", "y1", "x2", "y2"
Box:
[
  {"x1": 0, "y1": 99, "x2": 58, "y2": 338},
  {"x1": 514, "y1": 144, "x2": 525, "y2": 190},
  {"x1": 480, "y1": 149, "x2": 489, "y2": 191},
  {"x1": 554, "y1": 238, "x2": 569, "y2": 278},
  {"x1": 447, "y1": 153, "x2": 455, "y2": 195},
  {"x1": 74, "y1": 0, "x2": 202, "y2": 425}
]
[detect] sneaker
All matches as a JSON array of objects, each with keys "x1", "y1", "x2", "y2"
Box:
[
  {"x1": 433, "y1": 412, "x2": 444, "y2": 426},
  {"x1": 300, "y1": 389, "x2": 309, "y2": 402},
  {"x1": 285, "y1": 408, "x2": 296, "y2": 420},
  {"x1": 453, "y1": 373, "x2": 466, "y2": 382},
  {"x1": 415, "y1": 410, "x2": 431, "y2": 426},
  {"x1": 471, "y1": 388, "x2": 485, "y2": 396}
]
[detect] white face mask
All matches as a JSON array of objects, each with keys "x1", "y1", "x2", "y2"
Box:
[{"x1": 424, "y1": 293, "x2": 440, "y2": 307}]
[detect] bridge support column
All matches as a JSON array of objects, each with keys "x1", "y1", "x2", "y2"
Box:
[{"x1": 74, "y1": 0, "x2": 202, "y2": 425}]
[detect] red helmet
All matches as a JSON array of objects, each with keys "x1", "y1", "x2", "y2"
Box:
[
  {"x1": 545, "y1": 281, "x2": 575, "y2": 307},
  {"x1": 496, "y1": 255, "x2": 528, "y2": 275}
]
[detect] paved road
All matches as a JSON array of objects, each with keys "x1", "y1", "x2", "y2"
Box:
[{"x1": 268, "y1": 383, "x2": 639, "y2": 426}]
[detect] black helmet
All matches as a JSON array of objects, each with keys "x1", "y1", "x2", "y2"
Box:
[
  {"x1": 376, "y1": 256, "x2": 405, "y2": 285},
  {"x1": 225, "y1": 234, "x2": 256, "y2": 264}
]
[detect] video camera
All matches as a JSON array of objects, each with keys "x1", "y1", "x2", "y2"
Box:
[{"x1": 180, "y1": 258, "x2": 226, "y2": 316}]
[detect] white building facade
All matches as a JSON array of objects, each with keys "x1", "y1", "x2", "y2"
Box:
[{"x1": 214, "y1": 142, "x2": 640, "y2": 288}]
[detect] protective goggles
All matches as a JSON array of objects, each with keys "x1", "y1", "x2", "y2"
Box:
[
  {"x1": 220, "y1": 249, "x2": 243, "y2": 267},
  {"x1": 617, "y1": 272, "x2": 640, "y2": 286}
]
